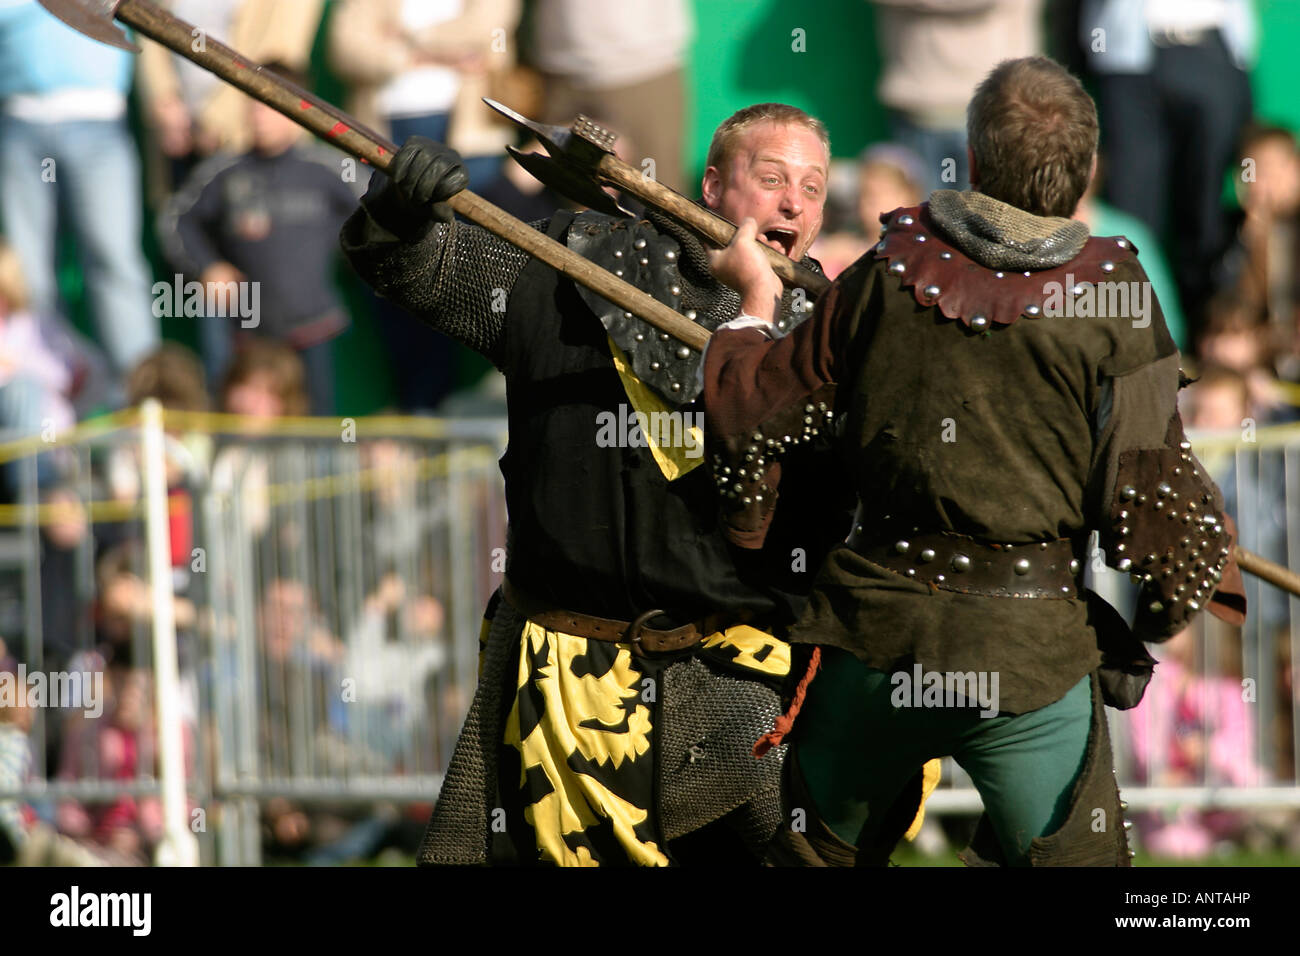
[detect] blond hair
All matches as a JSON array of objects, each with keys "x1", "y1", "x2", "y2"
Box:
[
  {"x1": 706, "y1": 103, "x2": 830, "y2": 174},
  {"x1": 0, "y1": 240, "x2": 29, "y2": 313}
]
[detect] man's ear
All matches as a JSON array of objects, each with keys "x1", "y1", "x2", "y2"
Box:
[
  {"x1": 967, "y1": 146, "x2": 979, "y2": 190},
  {"x1": 702, "y1": 165, "x2": 723, "y2": 210}
]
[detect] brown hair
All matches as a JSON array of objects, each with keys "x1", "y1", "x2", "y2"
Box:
[
  {"x1": 220, "y1": 338, "x2": 309, "y2": 416},
  {"x1": 126, "y1": 343, "x2": 209, "y2": 412},
  {"x1": 706, "y1": 103, "x2": 830, "y2": 175},
  {"x1": 967, "y1": 57, "x2": 1098, "y2": 217}
]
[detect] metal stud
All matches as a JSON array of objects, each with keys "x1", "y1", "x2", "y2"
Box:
[
  {"x1": 1116, "y1": 238, "x2": 1129, "y2": 249},
  {"x1": 665, "y1": 250, "x2": 676, "y2": 260},
  {"x1": 915, "y1": 234, "x2": 927, "y2": 242},
  {"x1": 634, "y1": 333, "x2": 644, "y2": 342},
  {"x1": 898, "y1": 214, "x2": 914, "y2": 225},
  {"x1": 971, "y1": 315, "x2": 989, "y2": 331},
  {"x1": 889, "y1": 261, "x2": 906, "y2": 275},
  {"x1": 670, "y1": 285, "x2": 681, "y2": 296},
  {"x1": 1069, "y1": 559, "x2": 1080, "y2": 574},
  {"x1": 613, "y1": 250, "x2": 624, "y2": 258},
  {"x1": 952, "y1": 554, "x2": 971, "y2": 572},
  {"x1": 634, "y1": 238, "x2": 647, "y2": 250},
  {"x1": 1118, "y1": 558, "x2": 1133, "y2": 572},
  {"x1": 650, "y1": 361, "x2": 661, "y2": 371},
  {"x1": 923, "y1": 284, "x2": 941, "y2": 297},
  {"x1": 895, "y1": 540, "x2": 910, "y2": 554},
  {"x1": 1014, "y1": 558, "x2": 1031, "y2": 575},
  {"x1": 1120, "y1": 486, "x2": 1136, "y2": 501},
  {"x1": 1100, "y1": 261, "x2": 1115, "y2": 273},
  {"x1": 676, "y1": 347, "x2": 690, "y2": 359},
  {"x1": 1149, "y1": 601, "x2": 1163, "y2": 613},
  {"x1": 994, "y1": 271, "x2": 1005, "y2": 279},
  {"x1": 686, "y1": 310, "x2": 697, "y2": 320},
  {"x1": 919, "y1": 549, "x2": 935, "y2": 562},
  {"x1": 1024, "y1": 304, "x2": 1041, "y2": 317},
  {"x1": 639, "y1": 257, "x2": 649, "y2": 266},
  {"x1": 939, "y1": 251, "x2": 953, "y2": 260}
]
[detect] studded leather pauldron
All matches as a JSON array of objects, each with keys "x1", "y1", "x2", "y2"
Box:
[
  {"x1": 872, "y1": 205, "x2": 1139, "y2": 330},
  {"x1": 566, "y1": 212, "x2": 701, "y2": 403},
  {"x1": 1101, "y1": 414, "x2": 1233, "y2": 640},
  {"x1": 710, "y1": 384, "x2": 837, "y2": 540}
]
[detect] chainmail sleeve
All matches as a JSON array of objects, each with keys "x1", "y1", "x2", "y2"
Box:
[{"x1": 339, "y1": 174, "x2": 545, "y2": 370}]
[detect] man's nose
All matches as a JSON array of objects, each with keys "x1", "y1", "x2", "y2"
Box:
[{"x1": 779, "y1": 184, "x2": 803, "y2": 217}]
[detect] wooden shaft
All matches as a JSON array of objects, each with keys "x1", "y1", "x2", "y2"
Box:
[
  {"x1": 116, "y1": 0, "x2": 710, "y2": 352},
  {"x1": 1234, "y1": 546, "x2": 1300, "y2": 597},
  {"x1": 596, "y1": 155, "x2": 832, "y2": 298}
]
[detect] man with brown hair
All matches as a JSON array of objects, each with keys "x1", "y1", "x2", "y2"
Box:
[
  {"x1": 341, "y1": 103, "x2": 943, "y2": 866},
  {"x1": 703, "y1": 56, "x2": 1247, "y2": 866}
]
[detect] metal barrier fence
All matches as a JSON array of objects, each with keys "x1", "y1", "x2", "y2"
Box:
[
  {"x1": 0, "y1": 405, "x2": 505, "y2": 865},
  {"x1": 1, "y1": 406, "x2": 1297, "y2": 864}
]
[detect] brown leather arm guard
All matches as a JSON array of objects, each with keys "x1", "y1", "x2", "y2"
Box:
[
  {"x1": 1098, "y1": 411, "x2": 1235, "y2": 642},
  {"x1": 709, "y1": 384, "x2": 837, "y2": 549}
]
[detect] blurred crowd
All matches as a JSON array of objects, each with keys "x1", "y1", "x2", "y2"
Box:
[{"x1": 0, "y1": 0, "x2": 1298, "y2": 864}]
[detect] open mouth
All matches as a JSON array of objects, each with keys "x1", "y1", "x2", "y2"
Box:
[{"x1": 761, "y1": 226, "x2": 798, "y2": 257}]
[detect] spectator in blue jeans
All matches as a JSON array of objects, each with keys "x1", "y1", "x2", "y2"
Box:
[{"x1": 0, "y1": 1, "x2": 159, "y2": 390}]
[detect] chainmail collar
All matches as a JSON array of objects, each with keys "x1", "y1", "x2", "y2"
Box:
[{"x1": 928, "y1": 189, "x2": 1090, "y2": 271}]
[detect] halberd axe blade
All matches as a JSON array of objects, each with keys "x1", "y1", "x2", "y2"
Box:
[
  {"x1": 485, "y1": 97, "x2": 832, "y2": 300},
  {"x1": 36, "y1": 0, "x2": 710, "y2": 352},
  {"x1": 505, "y1": 146, "x2": 632, "y2": 218},
  {"x1": 38, "y1": 0, "x2": 138, "y2": 50}
]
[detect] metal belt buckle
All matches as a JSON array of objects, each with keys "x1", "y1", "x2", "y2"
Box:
[{"x1": 624, "y1": 608, "x2": 667, "y2": 649}]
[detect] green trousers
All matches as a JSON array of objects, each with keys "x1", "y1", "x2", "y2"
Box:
[{"x1": 796, "y1": 648, "x2": 1092, "y2": 866}]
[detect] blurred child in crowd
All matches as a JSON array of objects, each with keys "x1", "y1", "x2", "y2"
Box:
[{"x1": 159, "y1": 62, "x2": 359, "y2": 414}]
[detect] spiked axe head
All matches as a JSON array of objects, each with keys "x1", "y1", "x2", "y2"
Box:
[
  {"x1": 485, "y1": 98, "x2": 633, "y2": 218},
  {"x1": 37, "y1": 0, "x2": 139, "y2": 52}
]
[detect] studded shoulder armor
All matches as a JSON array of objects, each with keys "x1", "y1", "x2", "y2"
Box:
[
  {"x1": 872, "y1": 205, "x2": 1140, "y2": 330},
  {"x1": 1099, "y1": 412, "x2": 1234, "y2": 641},
  {"x1": 566, "y1": 210, "x2": 822, "y2": 406}
]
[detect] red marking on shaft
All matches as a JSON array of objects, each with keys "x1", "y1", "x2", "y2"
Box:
[
  {"x1": 377, "y1": 146, "x2": 387, "y2": 155},
  {"x1": 326, "y1": 121, "x2": 349, "y2": 138},
  {"x1": 299, "y1": 99, "x2": 312, "y2": 111}
]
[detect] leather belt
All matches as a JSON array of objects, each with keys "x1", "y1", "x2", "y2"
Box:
[
  {"x1": 501, "y1": 577, "x2": 748, "y2": 655},
  {"x1": 846, "y1": 518, "x2": 1084, "y2": 600}
]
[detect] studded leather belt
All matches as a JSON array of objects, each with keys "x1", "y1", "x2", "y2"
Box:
[
  {"x1": 845, "y1": 522, "x2": 1084, "y2": 599},
  {"x1": 501, "y1": 577, "x2": 748, "y2": 655}
]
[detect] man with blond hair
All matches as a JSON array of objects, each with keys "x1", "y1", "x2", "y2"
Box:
[
  {"x1": 340, "y1": 103, "x2": 937, "y2": 866},
  {"x1": 703, "y1": 57, "x2": 1247, "y2": 866}
]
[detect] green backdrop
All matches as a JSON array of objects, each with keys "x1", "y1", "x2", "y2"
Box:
[{"x1": 49, "y1": 0, "x2": 1300, "y2": 416}]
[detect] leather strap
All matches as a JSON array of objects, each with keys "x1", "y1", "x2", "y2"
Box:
[
  {"x1": 501, "y1": 577, "x2": 745, "y2": 654},
  {"x1": 847, "y1": 512, "x2": 1084, "y2": 599}
]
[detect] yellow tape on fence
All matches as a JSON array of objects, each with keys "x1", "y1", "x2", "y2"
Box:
[{"x1": 0, "y1": 407, "x2": 504, "y2": 525}]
